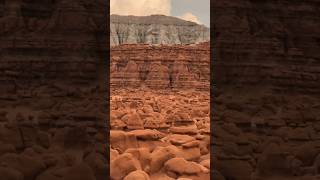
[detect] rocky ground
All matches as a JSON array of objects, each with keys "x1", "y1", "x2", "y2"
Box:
[
  {"x1": 212, "y1": 88, "x2": 320, "y2": 180},
  {"x1": 0, "y1": 85, "x2": 107, "y2": 180},
  {"x1": 110, "y1": 89, "x2": 210, "y2": 180}
]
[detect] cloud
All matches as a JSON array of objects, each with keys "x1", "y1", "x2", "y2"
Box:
[
  {"x1": 110, "y1": 0, "x2": 171, "y2": 16},
  {"x1": 178, "y1": 12, "x2": 201, "y2": 24}
]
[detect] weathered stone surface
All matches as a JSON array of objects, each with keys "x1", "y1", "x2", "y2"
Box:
[
  {"x1": 123, "y1": 170, "x2": 150, "y2": 180},
  {"x1": 110, "y1": 15, "x2": 210, "y2": 46},
  {"x1": 212, "y1": 0, "x2": 320, "y2": 179},
  {"x1": 110, "y1": 153, "x2": 141, "y2": 180},
  {"x1": 111, "y1": 43, "x2": 210, "y2": 91},
  {"x1": 0, "y1": 0, "x2": 108, "y2": 180}
]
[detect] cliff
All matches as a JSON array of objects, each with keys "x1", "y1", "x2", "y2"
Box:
[
  {"x1": 0, "y1": 0, "x2": 108, "y2": 179},
  {"x1": 213, "y1": 0, "x2": 320, "y2": 94},
  {"x1": 212, "y1": 0, "x2": 320, "y2": 179},
  {"x1": 111, "y1": 42, "x2": 210, "y2": 91},
  {"x1": 110, "y1": 14, "x2": 210, "y2": 46}
]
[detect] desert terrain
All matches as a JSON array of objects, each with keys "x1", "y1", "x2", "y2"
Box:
[
  {"x1": 212, "y1": 0, "x2": 320, "y2": 179},
  {"x1": 110, "y1": 42, "x2": 210, "y2": 180},
  {"x1": 0, "y1": 0, "x2": 109, "y2": 180}
]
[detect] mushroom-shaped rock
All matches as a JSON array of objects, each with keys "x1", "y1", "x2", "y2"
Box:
[
  {"x1": 164, "y1": 158, "x2": 202, "y2": 176},
  {"x1": 124, "y1": 148, "x2": 151, "y2": 170},
  {"x1": 126, "y1": 113, "x2": 144, "y2": 130},
  {"x1": 111, "y1": 119, "x2": 126, "y2": 130},
  {"x1": 149, "y1": 146, "x2": 177, "y2": 173},
  {"x1": 123, "y1": 170, "x2": 150, "y2": 180},
  {"x1": 110, "y1": 153, "x2": 141, "y2": 180},
  {"x1": 167, "y1": 134, "x2": 195, "y2": 146},
  {"x1": 110, "y1": 131, "x2": 138, "y2": 153},
  {"x1": 128, "y1": 129, "x2": 165, "y2": 140}
]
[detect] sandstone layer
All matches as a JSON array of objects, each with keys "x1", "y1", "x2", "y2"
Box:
[
  {"x1": 212, "y1": 0, "x2": 320, "y2": 179},
  {"x1": 0, "y1": 1, "x2": 108, "y2": 180},
  {"x1": 111, "y1": 42, "x2": 210, "y2": 91},
  {"x1": 110, "y1": 15, "x2": 210, "y2": 46}
]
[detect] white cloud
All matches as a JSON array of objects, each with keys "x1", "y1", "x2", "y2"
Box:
[
  {"x1": 178, "y1": 12, "x2": 201, "y2": 24},
  {"x1": 110, "y1": 0, "x2": 171, "y2": 16}
]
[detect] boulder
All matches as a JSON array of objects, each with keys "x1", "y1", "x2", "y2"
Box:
[{"x1": 123, "y1": 170, "x2": 150, "y2": 180}]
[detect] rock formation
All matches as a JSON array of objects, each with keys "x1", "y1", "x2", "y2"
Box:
[
  {"x1": 0, "y1": 0, "x2": 108, "y2": 179},
  {"x1": 212, "y1": 0, "x2": 320, "y2": 179},
  {"x1": 110, "y1": 15, "x2": 210, "y2": 46},
  {"x1": 110, "y1": 89, "x2": 210, "y2": 180},
  {"x1": 111, "y1": 42, "x2": 210, "y2": 91},
  {"x1": 110, "y1": 27, "x2": 210, "y2": 179}
]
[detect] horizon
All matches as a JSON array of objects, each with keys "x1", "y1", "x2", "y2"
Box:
[
  {"x1": 110, "y1": 0, "x2": 210, "y2": 27},
  {"x1": 110, "y1": 14, "x2": 210, "y2": 28}
]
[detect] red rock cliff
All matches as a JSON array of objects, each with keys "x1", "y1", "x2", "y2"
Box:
[
  {"x1": 111, "y1": 42, "x2": 210, "y2": 91},
  {"x1": 212, "y1": 1, "x2": 320, "y2": 179}
]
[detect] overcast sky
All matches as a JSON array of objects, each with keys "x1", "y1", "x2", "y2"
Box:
[{"x1": 110, "y1": 0, "x2": 210, "y2": 27}]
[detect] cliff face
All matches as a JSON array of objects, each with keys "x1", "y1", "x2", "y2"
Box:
[
  {"x1": 212, "y1": 1, "x2": 320, "y2": 179},
  {"x1": 110, "y1": 15, "x2": 210, "y2": 46},
  {"x1": 0, "y1": 0, "x2": 107, "y2": 93},
  {"x1": 213, "y1": 0, "x2": 320, "y2": 94},
  {"x1": 111, "y1": 42, "x2": 210, "y2": 91},
  {"x1": 0, "y1": 1, "x2": 108, "y2": 179}
]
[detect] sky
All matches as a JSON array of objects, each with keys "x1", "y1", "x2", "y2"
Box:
[{"x1": 110, "y1": 0, "x2": 210, "y2": 27}]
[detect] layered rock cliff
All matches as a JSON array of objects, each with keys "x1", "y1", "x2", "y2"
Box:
[
  {"x1": 213, "y1": 0, "x2": 320, "y2": 94},
  {"x1": 110, "y1": 14, "x2": 210, "y2": 46},
  {"x1": 212, "y1": 0, "x2": 320, "y2": 180},
  {"x1": 111, "y1": 42, "x2": 210, "y2": 91},
  {"x1": 0, "y1": 0, "x2": 108, "y2": 179}
]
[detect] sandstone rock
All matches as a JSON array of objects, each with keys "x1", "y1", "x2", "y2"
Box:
[
  {"x1": 124, "y1": 148, "x2": 151, "y2": 171},
  {"x1": 170, "y1": 125, "x2": 198, "y2": 135},
  {"x1": 62, "y1": 163, "x2": 96, "y2": 180},
  {"x1": 0, "y1": 167, "x2": 23, "y2": 180},
  {"x1": 128, "y1": 129, "x2": 165, "y2": 140},
  {"x1": 164, "y1": 157, "x2": 202, "y2": 176},
  {"x1": 111, "y1": 43, "x2": 209, "y2": 90},
  {"x1": 110, "y1": 15, "x2": 209, "y2": 46},
  {"x1": 0, "y1": 142, "x2": 16, "y2": 155},
  {"x1": 84, "y1": 152, "x2": 107, "y2": 180},
  {"x1": 181, "y1": 146, "x2": 201, "y2": 161},
  {"x1": 0, "y1": 153, "x2": 46, "y2": 180},
  {"x1": 200, "y1": 159, "x2": 210, "y2": 169},
  {"x1": 110, "y1": 119, "x2": 126, "y2": 130},
  {"x1": 123, "y1": 170, "x2": 150, "y2": 180},
  {"x1": 144, "y1": 117, "x2": 168, "y2": 129},
  {"x1": 212, "y1": 170, "x2": 225, "y2": 180},
  {"x1": 110, "y1": 153, "x2": 141, "y2": 180},
  {"x1": 125, "y1": 113, "x2": 144, "y2": 130},
  {"x1": 149, "y1": 146, "x2": 176, "y2": 173},
  {"x1": 216, "y1": 159, "x2": 253, "y2": 180},
  {"x1": 110, "y1": 148, "x2": 119, "y2": 162},
  {"x1": 167, "y1": 134, "x2": 195, "y2": 146},
  {"x1": 110, "y1": 131, "x2": 138, "y2": 153}
]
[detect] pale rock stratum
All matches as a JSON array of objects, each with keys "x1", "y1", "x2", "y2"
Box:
[{"x1": 110, "y1": 15, "x2": 210, "y2": 46}]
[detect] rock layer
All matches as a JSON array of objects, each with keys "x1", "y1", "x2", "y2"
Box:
[
  {"x1": 0, "y1": 0, "x2": 108, "y2": 180},
  {"x1": 212, "y1": 0, "x2": 320, "y2": 179},
  {"x1": 110, "y1": 15, "x2": 210, "y2": 46},
  {"x1": 111, "y1": 42, "x2": 210, "y2": 91}
]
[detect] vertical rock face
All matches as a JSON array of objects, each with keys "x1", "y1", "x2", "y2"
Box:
[
  {"x1": 0, "y1": 0, "x2": 108, "y2": 179},
  {"x1": 213, "y1": 0, "x2": 320, "y2": 179},
  {"x1": 111, "y1": 42, "x2": 210, "y2": 91},
  {"x1": 110, "y1": 15, "x2": 210, "y2": 46},
  {"x1": 213, "y1": 0, "x2": 320, "y2": 94},
  {"x1": 0, "y1": 0, "x2": 107, "y2": 93}
]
